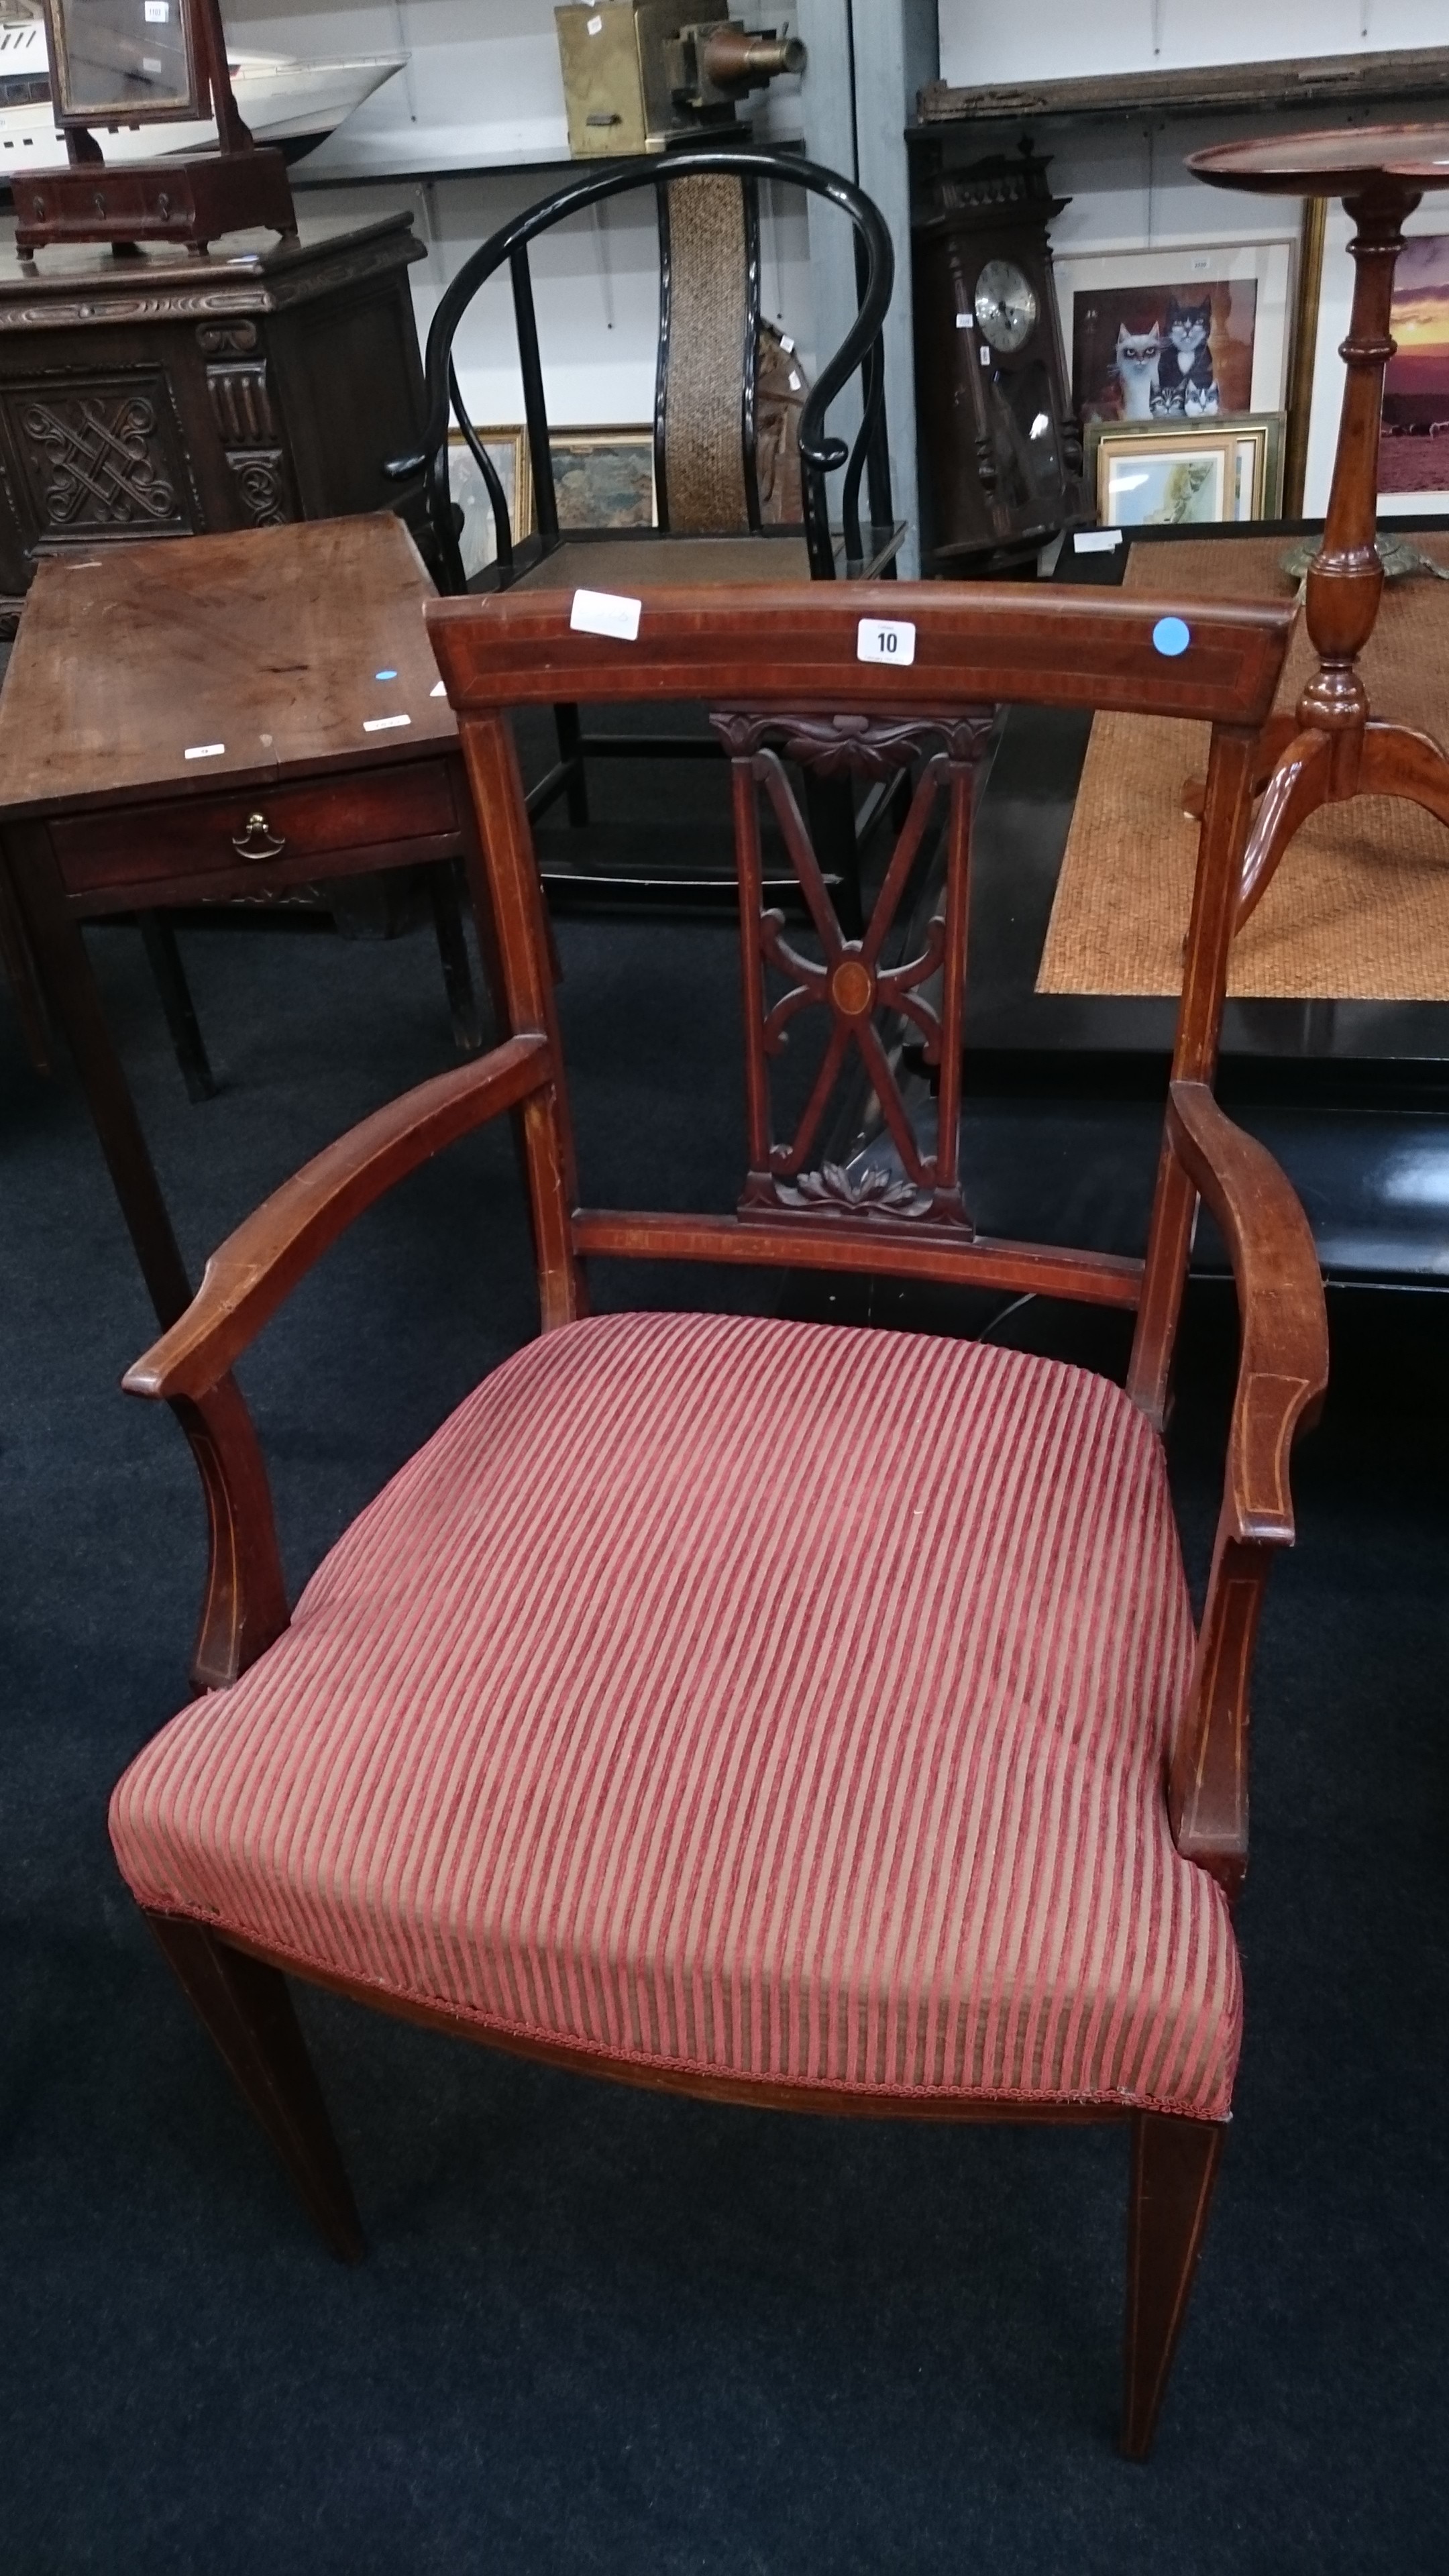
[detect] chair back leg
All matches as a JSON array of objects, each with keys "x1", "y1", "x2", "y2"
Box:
[
  {"x1": 146, "y1": 1913, "x2": 364, "y2": 2264},
  {"x1": 1121, "y1": 2110, "x2": 1226, "y2": 2457}
]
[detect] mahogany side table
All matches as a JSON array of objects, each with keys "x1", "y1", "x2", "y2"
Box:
[
  {"x1": 1189, "y1": 125, "x2": 1449, "y2": 926},
  {"x1": 0, "y1": 511, "x2": 496, "y2": 1332}
]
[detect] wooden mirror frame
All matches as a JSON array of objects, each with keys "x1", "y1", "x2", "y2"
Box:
[{"x1": 41, "y1": 0, "x2": 209, "y2": 128}]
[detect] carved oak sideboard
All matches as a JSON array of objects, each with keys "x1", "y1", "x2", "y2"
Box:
[{"x1": 0, "y1": 213, "x2": 427, "y2": 635}]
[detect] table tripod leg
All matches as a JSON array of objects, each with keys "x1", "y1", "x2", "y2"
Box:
[
  {"x1": 1183, "y1": 711, "x2": 1301, "y2": 822},
  {"x1": 6, "y1": 826, "x2": 192, "y2": 1329},
  {"x1": 1235, "y1": 728, "x2": 1333, "y2": 930},
  {"x1": 1357, "y1": 719, "x2": 1449, "y2": 829}
]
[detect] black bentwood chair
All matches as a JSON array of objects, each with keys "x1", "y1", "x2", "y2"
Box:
[{"x1": 387, "y1": 146, "x2": 901, "y2": 914}]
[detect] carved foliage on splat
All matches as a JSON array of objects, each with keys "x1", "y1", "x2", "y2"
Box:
[{"x1": 710, "y1": 706, "x2": 994, "y2": 1230}]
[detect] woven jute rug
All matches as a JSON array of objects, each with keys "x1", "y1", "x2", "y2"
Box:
[{"x1": 1035, "y1": 532, "x2": 1449, "y2": 1000}]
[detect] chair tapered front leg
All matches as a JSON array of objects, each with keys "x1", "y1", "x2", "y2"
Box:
[
  {"x1": 146, "y1": 1912, "x2": 364, "y2": 2263},
  {"x1": 1121, "y1": 2111, "x2": 1225, "y2": 2459}
]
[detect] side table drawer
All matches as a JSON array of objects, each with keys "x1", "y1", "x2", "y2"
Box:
[{"x1": 50, "y1": 759, "x2": 464, "y2": 908}]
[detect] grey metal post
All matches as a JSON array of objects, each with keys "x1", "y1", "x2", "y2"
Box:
[{"x1": 849, "y1": 1, "x2": 936, "y2": 577}]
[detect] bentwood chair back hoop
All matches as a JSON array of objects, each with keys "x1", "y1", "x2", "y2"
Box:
[
  {"x1": 389, "y1": 148, "x2": 895, "y2": 598},
  {"x1": 108, "y1": 580, "x2": 1326, "y2": 2462},
  {"x1": 384, "y1": 150, "x2": 896, "y2": 900}
]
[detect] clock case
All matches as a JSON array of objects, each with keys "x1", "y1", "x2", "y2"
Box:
[{"x1": 913, "y1": 146, "x2": 1087, "y2": 575}]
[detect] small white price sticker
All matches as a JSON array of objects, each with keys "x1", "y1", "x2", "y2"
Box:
[
  {"x1": 184, "y1": 742, "x2": 225, "y2": 760},
  {"x1": 570, "y1": 588, "x2": 642, "y2": 642},
  {"x1": 431, "y1": 678, "x2": 447, "y2": 696},
  {"x1": 955, "y1": 311, "x2": 973, "y2": 329},
  {"x1": 144, "y1": 1, "x2": 169, "y2": 18},
  {"x1": 857, "y1": 618, "x2": 916, "y2": 668},
  {"x1": 363, "y1": 712, "x2": 411, "y2": 732},
  {"x1": 1073, "y1": 528, "x2": 1124, "y2": 555},
  {"x1": 586, "y1": 11, "x2": 603, "y2": 29}
]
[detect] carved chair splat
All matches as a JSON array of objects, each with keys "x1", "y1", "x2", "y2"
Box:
[
  {"x1": 716, "y1": 708, "x2": 991, "y2": 1226},
  {"x1": 107, "y1": 580, "x2": 1327, "y2": 2461}
]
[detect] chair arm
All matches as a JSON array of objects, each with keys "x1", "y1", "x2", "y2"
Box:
[
  {"x1": 124, "y1": 1034, "x2": 552, "y2": 1406},
  {"x1": 1164, "y1": 1083, "x2": 1328, "y2": 1897},
  {"x1": 1166, "y1": 1081, "x2": 1328, "y2": 1545}
]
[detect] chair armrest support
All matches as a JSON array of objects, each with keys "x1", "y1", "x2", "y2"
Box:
[
  {"x1": 125, "y1": 1033, "x2": 551, "y2": 1405},
  {"x1": 1164, "y1": 1082, "x2": 1329, "y2": 1896}
]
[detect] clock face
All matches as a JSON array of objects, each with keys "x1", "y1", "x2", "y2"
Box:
[{"x1": 973, "y1": 259, "x2": 1038, "y2": 355}]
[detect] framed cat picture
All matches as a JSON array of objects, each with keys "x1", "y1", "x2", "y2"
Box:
[{"x1": 1055, "y1": 241, "x2": 1293, "y2": 429}]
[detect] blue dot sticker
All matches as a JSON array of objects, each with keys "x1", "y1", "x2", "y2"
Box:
[
  {"x1": 374, "y1": 667, "x2": 398, "y2": 681},
  {"x1": 1152, "y1": 616, "x2": 1191, "y2": 658}
]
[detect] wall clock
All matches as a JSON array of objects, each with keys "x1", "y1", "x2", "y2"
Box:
[{"x1": 913, "y1": 145, "x2": 1086, "y2": 574}]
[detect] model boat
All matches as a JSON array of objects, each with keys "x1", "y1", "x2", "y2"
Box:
[{"x1": 0, "y1": 15, "x2": 404, "y2": 178}]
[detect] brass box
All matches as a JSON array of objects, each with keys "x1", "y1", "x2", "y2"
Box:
[
  {"x1": 555, "y1": 5, "x2": 763, "y2": 157},
  {"x1": 555, "y1": 5, "x2": 653, "y2": 157}
]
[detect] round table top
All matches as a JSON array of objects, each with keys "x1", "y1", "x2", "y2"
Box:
[{"x1": 1190, "y1": 123, "x2": 1449, "y2": 197}]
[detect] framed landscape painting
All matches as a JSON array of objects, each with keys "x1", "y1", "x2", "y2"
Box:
[
  {"x1": 549, "y1": 429, "x2": 657, "y2": 531},
  {"x1": 1091, "y1": 424, "x2": 1236, "y2": 527},
  {"x1": 1381, "y1": 236, "x2": 1449, "y2": 498},
  {"x1": 1087, "y1": 411, "x2": 1283, "y2": 527}
]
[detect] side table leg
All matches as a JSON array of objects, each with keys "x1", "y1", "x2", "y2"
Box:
[
  {"x1": 0, "y1": 851, "x2": 52, "y2": 1074},
  {"x1": 138, "y1": 914, "x2": 219, "y2": 1104},
  {"x1": 5, "y1": 825, "x2": 192, "y2": 1329},
  {"x1": 426, "y1": 859, "x2": 484, "y2": 1055}
]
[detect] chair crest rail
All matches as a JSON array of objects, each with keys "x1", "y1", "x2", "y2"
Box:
[{"x1": 427, "y1": 582, "x2": 1295, "y2": 727}]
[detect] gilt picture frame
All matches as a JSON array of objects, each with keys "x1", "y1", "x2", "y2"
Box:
[
  {"x1": 446, "y1": 428, "x2": 533, "y2": 583},
  {"x1": 1087, "y1": 413, "x2": 1285, "y2": 529}
]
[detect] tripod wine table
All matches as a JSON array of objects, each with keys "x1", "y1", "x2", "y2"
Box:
[{"x1": 1189, "y1": 125, "x2": 1449, "y2": 928}]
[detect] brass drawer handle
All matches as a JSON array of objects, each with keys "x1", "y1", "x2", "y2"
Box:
[{"x1": 232, "y1": 811, "x2": 286, "y2": 861}]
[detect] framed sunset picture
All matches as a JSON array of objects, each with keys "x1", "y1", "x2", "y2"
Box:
[{"x1": 1381, "y1": 237, "x2": 1449, "y2": 498}]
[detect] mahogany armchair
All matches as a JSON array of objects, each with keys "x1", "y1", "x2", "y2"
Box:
[{"x1": 107, "y1": 580, "x2": 1326, "y2": 2458}]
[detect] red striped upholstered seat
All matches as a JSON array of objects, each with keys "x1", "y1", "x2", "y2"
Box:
[{"x1": 109, "y1": 1310, "x2": 1237, "y2": 2121}]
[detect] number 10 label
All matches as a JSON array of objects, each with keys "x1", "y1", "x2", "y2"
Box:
[{"x1": 856, "y1": 618, "x2": 916, "y2": 667}]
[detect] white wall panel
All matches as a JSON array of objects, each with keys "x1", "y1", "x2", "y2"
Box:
[{"x1": 938, "y1": 1, "x2": 1448, "y2": 86}]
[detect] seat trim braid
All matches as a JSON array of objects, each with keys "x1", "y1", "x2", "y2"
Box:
[{"x1": 142, "y1": 1904, "x2": 1230, "y2": 2129}]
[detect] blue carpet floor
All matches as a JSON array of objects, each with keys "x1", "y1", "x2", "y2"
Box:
[{"x1": 2, "y1": 902, "x2": 1447, "y2": 2571}]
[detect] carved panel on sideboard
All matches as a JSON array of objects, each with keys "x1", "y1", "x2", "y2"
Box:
[
  {"x1": 0, "y1": 217, "x2": 427, "y2": 594},
  {"x1": 3, "y1": 372, "x2": 197, "y2": 546}
]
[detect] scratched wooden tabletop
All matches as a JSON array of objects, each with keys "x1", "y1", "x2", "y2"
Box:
[{"x1": 0, "y1": 514, "x2": 459, "y2": 822}]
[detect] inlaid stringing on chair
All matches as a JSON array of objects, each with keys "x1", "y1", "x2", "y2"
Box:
[{"x1": 107, "y1": 579, "x2": 1326, "y2": 2459}]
